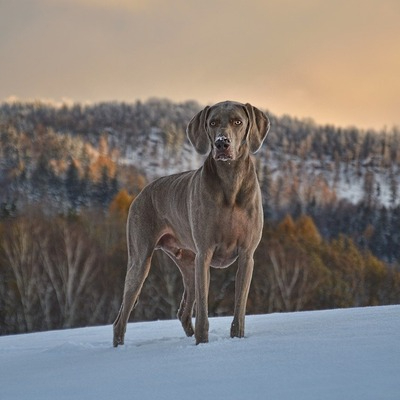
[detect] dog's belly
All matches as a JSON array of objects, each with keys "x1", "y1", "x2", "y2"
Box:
[
  {"x1": 210, "y1": 246, "x2": 238, "y2": 269},
  {"x1": 157, "y1": 232, "x2": 239, "y2": 268},
  {"x1": 210, "y1": 254, "x2": 238, "y2": 269}
]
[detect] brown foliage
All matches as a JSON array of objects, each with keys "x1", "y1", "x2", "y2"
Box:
[
  {"x1": 1, "y1": 210, "x2": 399, "y2": 335},
  {"x1": 109, "y1": 190, "x2": 134, "y2": 220}
]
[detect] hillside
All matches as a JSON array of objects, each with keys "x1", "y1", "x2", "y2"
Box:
[
  {"x1": 1, "y1": 99, "x2": 400, "y2": 336},
  {"x1": 1, "y1": 306, "x2": 399, "y2": 400},
  {"x1": 1, "y1": 99, "x2": 399, "y2": 211},
  {"x1": 1, "y1": 100, "x2": 399, "y2": 251}
]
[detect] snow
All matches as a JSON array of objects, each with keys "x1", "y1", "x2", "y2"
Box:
[{"x1": 1, "y1": 306, "x2": 399, "y2": 400}]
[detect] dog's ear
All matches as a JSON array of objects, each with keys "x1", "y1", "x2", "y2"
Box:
[
  {"x1": 244, "y1": 103, "x2": 270, "y2": 154},
  {"x1": 187, "y1": 106, "x2": 211, "y2": 155}
]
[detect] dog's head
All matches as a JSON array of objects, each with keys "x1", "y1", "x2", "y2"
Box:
[{"x1": 187, "y1": 101, "x2": 270, "y2": 161}]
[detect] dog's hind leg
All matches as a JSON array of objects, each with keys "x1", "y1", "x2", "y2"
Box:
[
  {"x1": 113, "y1": 251, "x2": 153, "y2": 347},
  {"x1": 158, "y1": 235, "x2": 196, "y2": 337},
  {"x1": 175, "y1": 252, "x2": 196, "y2": 337}
]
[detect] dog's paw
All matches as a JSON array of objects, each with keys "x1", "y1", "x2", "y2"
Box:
[
  {"x1": 230, "y1": 320, "x2": 245, "y2": 338},
  {"x1": 113, "y1": 324, "x2": 126, "y2": 347},
  {"x1": 195, "y1": 336, "x2": 209, "y2": 345},
  {"x1": 113, "y1": 335, "x2": 124, "y2": 347},
  {"x1": 195, "y1": 329, "x2": 209, "y2": 344},
  {"x1": 181, "y1": 319, "x2": 194, "y2": 337},
  {"x1": 185, "y1": 325, "x2": 195, "y2": 337},
  {"x1": 194, "y1": 317, "x2": 209, "y2": 344}
]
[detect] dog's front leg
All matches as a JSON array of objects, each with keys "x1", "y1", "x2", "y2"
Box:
[
  {"x1": 194, "y1": 252, "x2": 211, "y2": 344},
  {"x1": 231, "y1": 252, "x2": 255, "y2": 338}
]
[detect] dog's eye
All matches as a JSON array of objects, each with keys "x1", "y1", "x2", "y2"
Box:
[
  {"x1": 233, "y1": 120, "x2": 242, "y2": 125},
  {"x1": 210, "y1": 121, "x2": 217, "y2": 127}
]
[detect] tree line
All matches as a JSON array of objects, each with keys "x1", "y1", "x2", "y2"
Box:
[
  {"x1": 0, "y1": 99, "x2": 399, "y2": 335},
  {"x1": 1, "y1": 194, "x2": 399, "y2": 335}
]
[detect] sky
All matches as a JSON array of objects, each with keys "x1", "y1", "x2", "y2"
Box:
[{"x1": 1, "y1": 0, "x2": 399, "y2": 130}]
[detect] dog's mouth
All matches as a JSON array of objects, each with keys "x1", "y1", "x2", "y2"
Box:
[
  {"x1": 214, "y1": 150, "x2": 233, "y2": 161},
  {"x1": 215, "y1": 152, "x2": 233, "y2": 162}
]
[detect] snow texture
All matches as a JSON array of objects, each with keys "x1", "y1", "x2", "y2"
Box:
[{"x1": 1, "y1": 305, "x2": 399, "y2": 400}]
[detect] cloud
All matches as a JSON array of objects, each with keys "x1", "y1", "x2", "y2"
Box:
[
  {"x1": 40, "y1": 0, "x2": 164, "y2": 12},
  {"x1": 1, "y1": 0, "x2": 399, "y2": 128}
]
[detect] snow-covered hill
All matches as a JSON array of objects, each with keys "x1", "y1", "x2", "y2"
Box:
[{"x1": 1, "y1": 306, "x2": 399, "y2": 400}]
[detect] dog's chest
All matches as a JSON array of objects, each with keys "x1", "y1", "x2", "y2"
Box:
[{"x1": 209, "y1": 206, "x2": 261, "y2": 268}]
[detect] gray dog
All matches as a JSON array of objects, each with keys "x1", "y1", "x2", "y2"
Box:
[{"x1": 113, "y1": 101, "x2": 270, "y2": 346}]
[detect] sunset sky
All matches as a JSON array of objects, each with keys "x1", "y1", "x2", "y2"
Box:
[{"x1": 1, "y1": 0, "x2": 399, "y2": 129}]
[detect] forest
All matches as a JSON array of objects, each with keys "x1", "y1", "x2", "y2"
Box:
[{"x1": 0, "y1": 99, "x2": 399, "y2": 335}]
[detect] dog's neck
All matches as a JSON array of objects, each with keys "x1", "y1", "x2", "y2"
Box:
[{"x1": 202, "y1": 152, "x2": 258, "y2": 208}]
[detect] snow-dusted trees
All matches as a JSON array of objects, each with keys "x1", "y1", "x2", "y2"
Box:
[
  {"x1": 250, "y1": 214, "x2": 400, "y2": 315},
  {"x1": 1, "y1": 99, "x2": 400, "y2": 335},
  {"x1": 1, "y1": 205, "x2": 399, "y2": 335},
  {"x1": 0, "y1": 211, "x2": 115, "y2": 334}
]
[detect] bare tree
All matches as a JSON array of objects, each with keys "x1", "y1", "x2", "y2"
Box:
[
  {"x1": 1, "y1": 214, "x2": 109, "y2": 332},
  {"x1": 39, "y1": 219, "x2": 104, "y2": 328},
  {"x1": 1, "y1": 218, "x2": 43, "y2": 332},
  {"x1": 268, "y1": 241, "x2": 325, "y2": 312}
]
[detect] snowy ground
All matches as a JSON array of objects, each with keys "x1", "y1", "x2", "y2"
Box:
[{"x1": 1, "y1": 305, "x2": 399, "y2": 400}]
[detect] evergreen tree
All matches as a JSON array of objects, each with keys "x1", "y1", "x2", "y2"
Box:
[
  {"x1": 65, "y1": 160, "x2": 81, "y2": 209},
  {"x1": 260, "y1": 165, "x2": 272, "y2": 219},
  {"x1": 94, "y1": 167, "x2": 119, "y2": 208}
]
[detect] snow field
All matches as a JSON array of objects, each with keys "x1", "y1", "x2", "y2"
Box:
[{"x1": 0, "y1": 305, "x2": 399, "y2": 400}]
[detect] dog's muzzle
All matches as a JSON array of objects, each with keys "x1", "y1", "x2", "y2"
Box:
[{"x1": 214, "y1": 136, "x2": 232, "y2": 161}]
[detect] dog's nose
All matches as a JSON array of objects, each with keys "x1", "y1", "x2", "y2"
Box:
[{"x1": 215, "y1": 136, "x2": 231, "y2": 150}]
